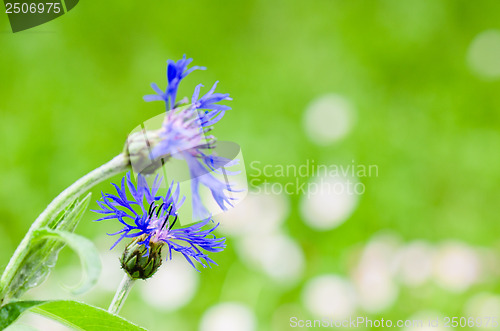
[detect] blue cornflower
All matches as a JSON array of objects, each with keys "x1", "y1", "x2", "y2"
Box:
[
  {"x1": 93, "y1": 172, "x2": 226, "y2": 272},
  {"x1": 192, "y1": 81, "x2": 232, "y2": 129},
  {"x1": 143, "y1": 55, "x2": 206, "y2": 111},
  {"x1": 139, "y1": 58, "x2": 239, "y2": 220},
  {"x1": 148, "y1": 106, "x2": 240, "y2": 220},
  {"x1": 192, "y1": 81, "x2": 232, "y2": 111}
]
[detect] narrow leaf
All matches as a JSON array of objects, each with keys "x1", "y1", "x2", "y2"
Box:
[
  {"x1": 6, "y1": 194, "x2": 93, "y2": 300},
  {"x1": 31, "y1": 229, "x2": 101, "y2": 295},
  {"x1": 0, "y1": 300, "x2": 147, "y2": 331}
]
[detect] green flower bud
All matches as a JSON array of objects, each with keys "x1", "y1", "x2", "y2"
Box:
[
  {"x1": 124, "y1": 128, "x2": 168, "y2": 175},
  {"x1": 120, "y1": 236, "x2": 164, "y2": 280}
]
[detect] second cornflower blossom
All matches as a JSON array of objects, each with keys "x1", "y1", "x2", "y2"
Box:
[{"x1": 94, "y1": 172, "x2": 226, "y2": 279}]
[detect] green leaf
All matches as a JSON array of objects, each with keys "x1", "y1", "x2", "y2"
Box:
[
  {"x1": 0, "y1": 301, "x2": 43, "y2": 330},
  {"x1": 5, "y1": 324, "x2": 40, "y2": 331},
  {"x1": 31, "y1": 228, "x2": 102, "y2": 295},
  {"x1": 6, "y1": 194, "x2": 93, "y2": 300},
  {"x1": 0, "y1": 300, "x2": 148, "y2": 331}
]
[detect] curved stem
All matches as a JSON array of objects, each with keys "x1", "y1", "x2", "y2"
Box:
[
  {"x1": 108, "y1": 274, "x2": 135, "y2": 314},
  {"x1": 0, "y1": 154, "x2": 129, "y2": 304}
]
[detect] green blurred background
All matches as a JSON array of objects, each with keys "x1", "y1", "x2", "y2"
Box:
[{"x1": 1, "y1": 0, "x2": 500, "y2": 330}]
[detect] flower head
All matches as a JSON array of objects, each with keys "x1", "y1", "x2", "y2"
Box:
[
  {"x1": 143, "y1": 55, "x2": 206, "y2": 111},
  {"x1": 148, "y1": 106, "x2": 240, "y2": 219},
  {"x1": 192, "y1": 81, "x2": 232, "y2": 112},
  {"x1": 137, "y1": 58, "x2": 239, "y2": 220},
  {"x1": 93, "y1": 172, "x2": 226, "y2": 273}
]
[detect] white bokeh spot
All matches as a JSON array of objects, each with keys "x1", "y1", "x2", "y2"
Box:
[
  {"x1": 464, "y1": 292, "x2": 500, "y2": 330},
  {"x1": 353, "y1": 233, "x2": 400, "y2": 313},
  {"x1": 302, "y1": 274, "x2": 357, "y2": 319},
  {"x1": 215, "y1": 190, "x2": 289, "y2": 237},
  {"x1": 303, "y1": 94, "x2": 355, "y2": 145},
  {"x1": 432, "y1": 241, "x2": 481, "y2": 293},
  {"x1": 138, "y1": 258, "x2": 199, "y2": 311},
  {"x1": 394, "y1": 241, "x2": 434, "y2": 287},
  {"x1": 467, "y1": 29, "x2": 500, "y2": 80},
  {"x1": 300, "y1": 174, "x2": 359, "y2": 231},
  {"x1": 200, "y1": 302, "x2": 257, "y2": 331},
  {"x1": 237, "y1": 232, "x2": 305, "y2": 285}
]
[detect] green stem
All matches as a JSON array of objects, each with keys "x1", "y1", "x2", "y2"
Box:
[
  {"x1": 0, "y1": 154, "x2": 129, "y2": 304},
  {"x1": 108, "y1": 274, "x2": 135, "y2": 314}
]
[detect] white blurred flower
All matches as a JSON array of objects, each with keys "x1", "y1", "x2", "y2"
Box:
[
  {"x1": 432, "y1": 241, "x2": 481, "y2": 293},
  {"x1": 467, "y1": 29, "x2": 500, "y2": 80},
  {"x1": 215, "y1": 190, "x2": 289, "y2": 237},
  {"x1": 477, "y1": 247, "x2": 500, "y2": 280},
  {"x1": 300, "y1": 174, "x2": 359, "y2": 231},
  {"x1": 302, "y1": 274, "x2": 357, "y2": 319},
  {"x1": 352, "y1": 232, "x2": 401, "y2": 313},
  {"x1": 138, "y1": 258, "x2": 199, "y2": 311},
  {"x1": 237, "y1": 232, "x2": 304, "y2": 285},
  {"x1": 394, "y1": 241, "x2": 434, "y2": 286},
  {"x1": 303, "y1": 94, "x2": 355, "y2": 145},
  {"x1": 464, "y1": 293, "x2": 500, "y2": 330},
  {"x1": 200, "y1": 302, "x2": 257, "y2": 331},
  {"x1": 354, "y1": 267, "x2": 398, "y2": 314}
]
